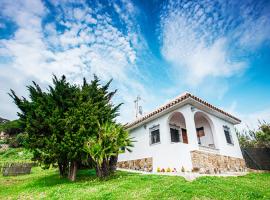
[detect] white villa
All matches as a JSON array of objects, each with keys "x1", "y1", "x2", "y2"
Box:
[{"x1": 118, "y1": 92, "x2": 246, "y2": 173}]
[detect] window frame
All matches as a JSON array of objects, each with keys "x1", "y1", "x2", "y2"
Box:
[
  {"x1": 223, "y1": 125, "x2": 234, "y2": 145},
  {"x1": 169, "y1": 124, "x2": 182, "y2": 143},
  {"x1": 196, "y1": 126, "x2": 205, "y2": 145},
  {"x1": 149, "y1": 125, "x2": 161, "y2": 145}
]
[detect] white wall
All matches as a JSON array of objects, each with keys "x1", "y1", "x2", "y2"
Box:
[
  {"x1": 118, "y1": 104, "x2": 243, "y2": 172},
  {"x1": 208, "y1": 114, "x2": 243, "y2": 158}
]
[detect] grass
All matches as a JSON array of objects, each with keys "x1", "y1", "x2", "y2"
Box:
[
  {"x1": 0, "y1": 167, "x2": 269, "y2": 200},
  {"x1": 1, "y1": 148, "x2": 269, "y2": 199},
  {"x1": 0, "y1": 148, "x2": 33, "y2": 163}
]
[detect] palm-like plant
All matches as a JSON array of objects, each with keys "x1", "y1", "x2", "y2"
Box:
[{"x1": 84, "y1": 122, "x2": 133, "y2": 178}]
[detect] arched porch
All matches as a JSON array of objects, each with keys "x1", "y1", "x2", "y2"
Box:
[
  {"x1": 194, "y1": 112, "x2": 216, "y2": 148},
  {"x1": 168, "y1": 112, "x2": 188, "y2": 144}
]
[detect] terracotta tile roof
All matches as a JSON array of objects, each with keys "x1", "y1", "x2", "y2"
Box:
[{"x1": 125, "y1": 92, "x2": 241, "y2": 129}]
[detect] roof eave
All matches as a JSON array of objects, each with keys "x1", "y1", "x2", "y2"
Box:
[
  {"x1": 125, "y1": 97, "x2": 241, "y2": 130},
  {"x1": 126, "y1": 98, "x2": 190, "y2": 131}
]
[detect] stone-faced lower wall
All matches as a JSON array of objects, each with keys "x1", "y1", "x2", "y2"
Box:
[
  {"x1": 117, "y1": 157, "x2": 153, "y2": 172},
  {"x1": 191, "y1": 150, "x2": 246, "y2": 174}
]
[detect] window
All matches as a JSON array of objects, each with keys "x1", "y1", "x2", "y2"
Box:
[
  {"x1": 170, "y1": 125, "x2": 180, "y2": 143},
  {"x1": 181, "y1": 128, "x2": 188, "y2": 144},
  {"x1": 224, "y1": 126, "x2": 233, "y2": 145},
  {"x1": 196, "y1": 127, "x2": 205, "y2": 145},
  {"x1": 150, "y1": 125, "x2": 160, "y2": 145}
]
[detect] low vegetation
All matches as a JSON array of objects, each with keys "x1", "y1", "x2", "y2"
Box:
[
  {"x1": 237, "y1": 121, "x2": 270, "y2": 148},
  {"x1": 0, "y1": 167, "x2": 269, "y2": 200},
  {"x1": 0, "y1": 119, "x2": 22, "y2": 135},
  {"x1": 0, "y1": 119, "x2": 26, "y2": 148},
  {"x1": 0, "y1": 148, "x2": 32, "y2": 163}
]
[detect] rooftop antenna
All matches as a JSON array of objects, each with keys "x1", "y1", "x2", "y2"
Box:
[
  {"x1": 139, "y1": 106, "x2": 143, "y2": 115},
  {"x1": 134, "y1": 95, "x2": 142, "y2": 118}
]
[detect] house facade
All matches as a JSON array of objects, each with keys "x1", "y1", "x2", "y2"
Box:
[{"x1": 118, "y1": 92, "x2": 246, "y2": 173}]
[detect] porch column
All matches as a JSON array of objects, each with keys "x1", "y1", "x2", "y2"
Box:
[{"x1": 181, "y1": 105, "x2": 198, "y2": 150}]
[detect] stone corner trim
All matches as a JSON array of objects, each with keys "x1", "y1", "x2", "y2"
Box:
[
  {"x1": 117, "y1": 157, "x2": 153, "y2": 172},
  {"x1": 191, "y1": 150, "x2": 246, "y2": 174}
]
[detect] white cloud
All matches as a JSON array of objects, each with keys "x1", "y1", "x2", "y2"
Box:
[
  {"x1": 160, "y1": 0, "x2": 270, "y2": 86},
  {"x1": 160, "y1": 1, "x2": 247, "y2": 86},
  {"x1": 85, "y1": 14, "x2": 97, "y2": 24},
  {"x1": 236, "y1": 108, "x2": 270, "y2": 131},
  {"x1": 0, "y1": 23, "x2": 6, "y2": 29},
  {"x1": 238, "y1": 15, "x2": 270, "y2": 48},
  {"x1": 1, "y1": 0, "x2": 268, "y2": 125},
  {"x1": 222, "y1": 101, "x2": 270, "y2": 131},
  {"x1": 0, "y1": 0, "x2": 152, "y2": 123}
]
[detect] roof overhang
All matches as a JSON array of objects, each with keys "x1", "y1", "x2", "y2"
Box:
[{"x1": 125, "y1": 93, "x2": 241, "y2": 131}]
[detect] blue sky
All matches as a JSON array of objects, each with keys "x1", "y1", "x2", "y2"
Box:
[{"x1": 0, "y1": 0, "x2": 270, "y2": 129}]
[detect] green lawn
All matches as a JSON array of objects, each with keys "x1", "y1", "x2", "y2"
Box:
[
  {"x1": 0, "y1": 149, "x2": 269, "y2": 199},
  {"x1": 0, "y1": 167, "x2": 269, "y2": 200}
]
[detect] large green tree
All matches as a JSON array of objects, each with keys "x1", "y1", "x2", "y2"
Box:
[{"x1": 9, "y1": 75, "x2": 125, "y2": 181}]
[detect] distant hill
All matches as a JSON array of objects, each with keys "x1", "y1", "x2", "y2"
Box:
[{"x1": 0, "y1": 117, "x2": 9, "y2": 124}]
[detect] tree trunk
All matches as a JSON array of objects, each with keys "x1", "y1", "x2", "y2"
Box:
[
  {"x1": 109, "y1": 155, "x2": 118, "y2": 173},
  {"x1": 95, "y1": 160, "x2": 110, "y2": 178},
  {"x1": 58, "y1": 161, "x2": 68, "y2": 178},
  {"x1": 68, "y1": 161, "x2": 78, "y2": 181}
]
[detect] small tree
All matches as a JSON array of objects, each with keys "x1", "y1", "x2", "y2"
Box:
[
  {"x1": 84, "y1": 122, "x2": 133, "y2": 178},
  {"x1": 256, "y1": 122, "x2": 270, "y2": 148},
  {"x1": 236, "y1": 128, "x2": 257, "y2": 148},
  {"x1": 237, "y1": 121, "x2": 270, "y2": 148}
]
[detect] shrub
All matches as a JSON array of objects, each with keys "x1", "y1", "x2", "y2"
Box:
[
  {"x1": 161, "y1": 168, "x2": 165, "y2": 172},
  {"x1": 16, "y1": 133, "x2": 28, "y2": 147},
  {"x1": 166, "y1": 167, "x2": 171, "y2": 172},
  {"x1": 7, "y1": 137, "x2": 19, "y2": 148},
  {"x1": 236, "y1": 121, "x2": 270, "y2": 148},
  {"x1": 157, "y1": 167, "x2": 161, "y2": 172},
  {"x1": 4, "y1": 133, "x2": 28, "y2": 148},
  {"x1": 0, "y1": 120, "x2": 23, "y2": 136},
  {"x1": 0, "y1": 148, "x2": 33, "y2": 162},
  {"x1": 0, "y1": 140, "x2": 5, "y2": 145}
]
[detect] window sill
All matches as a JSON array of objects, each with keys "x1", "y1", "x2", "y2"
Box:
[
  {"x1": 171, "y1": 141, "x2": 181, "y2": 143},
  {"x1": 171, "y1": 141, "x2": 188, "y2": 145}
]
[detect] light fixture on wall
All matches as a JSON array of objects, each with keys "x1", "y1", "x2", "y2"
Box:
[
  {"x1": 191, "y1": 106, "x2": 196, "y2": 112},
  {"x1": 143, "y1": 124, "x2": 147, "y2": 129}
]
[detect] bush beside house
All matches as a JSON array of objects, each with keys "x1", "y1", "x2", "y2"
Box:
[{"x1": 237, "y1": 122, "x2": 270, "y2": 170}]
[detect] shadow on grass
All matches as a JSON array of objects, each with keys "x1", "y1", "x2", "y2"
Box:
[{"x1": 24, "y1": 168, "x2": 133, "y2": 189}]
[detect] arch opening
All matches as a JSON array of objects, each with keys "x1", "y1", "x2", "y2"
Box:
[
  {"x1": 194, "y1": 112, "x2": 215, "y2": 148},
  {"x1": 168, "y1": 112, "x2": 188, "y2": 144}
]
